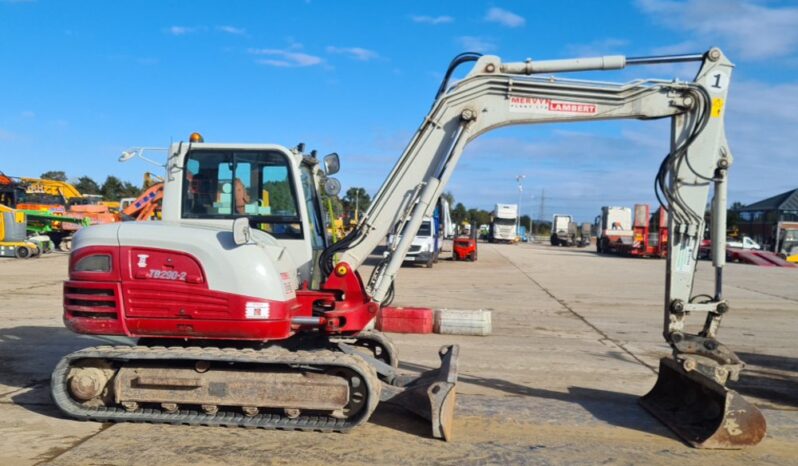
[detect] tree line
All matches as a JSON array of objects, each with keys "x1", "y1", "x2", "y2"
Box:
[
  {"x1": 40, "y1": 170, "x2": 142, "y2": 201},
  {"x1": 326, "y1": 186, "x2": 553, "y2": 234}
]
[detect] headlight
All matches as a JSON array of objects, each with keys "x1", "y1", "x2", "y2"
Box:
[{"x1": 74, "y1": 254, "x2": 111, "y2": 273}]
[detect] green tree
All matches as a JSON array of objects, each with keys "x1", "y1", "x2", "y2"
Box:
[
  {"x1": 264, "y1": 180, "x2": 296, "y2": 214},
  {"x1": 342, "y1": 187, "x2": 371, "y2": 221},
  {"x1": 99, "y1": 176, "x2": 142, "y2": 201},
  {"x1": 531, "y1": 220, "x2": 552, "y2": 235},
  {"x1": 520, "y1": 214, "x2": 531, "y2": 229},
  {"x1": 467, "y1": 208, "x2": 491, "y2": 227},
  {"x1": 452, "y1": 202, "x2": 468, "y2": 225},
  {"x1": 40, "y1": 170, "x2": 67, "y2": 181},
  {"x1": 120, "y1": 181, "x2": 141, "y2": 198},
  {"x1": 74, "y1": 176, "x2": 101, "y2": 195},
  {"x1": 100, "y1": 176, "x2": 125, "y2": 200}
]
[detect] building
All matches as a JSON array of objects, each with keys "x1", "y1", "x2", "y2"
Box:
[{"x1": 737, "y1": 188, "x2": 798, "y2": 249}]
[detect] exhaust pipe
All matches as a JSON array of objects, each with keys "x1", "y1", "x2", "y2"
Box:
[
  {"x1": 640, "y1": 357, "x2": 766, "y2": 449},
  {"x1": 380, "y1": 345, "x2": 459, "y2": 441}
]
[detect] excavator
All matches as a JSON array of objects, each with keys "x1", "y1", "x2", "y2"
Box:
[
  {"x1": 119, "y1": 182, "x2": 164, "y2": 221},
  {"x1": 52, "y1": 47, "x2": 765, "y2": 448}
]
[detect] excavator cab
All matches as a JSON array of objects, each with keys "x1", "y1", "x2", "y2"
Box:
[{"x1": 55, "y1": 138, "x2": 459, "y2": 441}]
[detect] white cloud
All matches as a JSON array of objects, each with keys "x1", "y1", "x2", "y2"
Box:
[
  {"x1": 410, "y1": 15, "x2": 454, "y2": 25},
  {"x1": 636, "y1": 0, "x2": 798, "y2": 60},
  {"x1": 166, "y1": 26, "x2": 199, "y2": 36},
  {"x1": 325, "y1": 46, "x2": 380, "y2": 61},
  {"x1": 456, "y1": 36, "x2": 497, "y2": 53},
  {"x1": 485, "y1": 7, "x2": 525, "y2": 28},
  {"x1": 216, "y1": 25, "x2": 246, "y2": 35},
  {"x1": 249, "y1": 48, "x2": 323, "y2": 67}
]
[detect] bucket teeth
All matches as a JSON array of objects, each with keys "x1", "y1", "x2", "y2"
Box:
[
  {"x1": 380, "y1": 345, "x2": 459, "y2": 441},
  {"x1": 640, "y1": 357, "x2": 767, "y2": 449}
]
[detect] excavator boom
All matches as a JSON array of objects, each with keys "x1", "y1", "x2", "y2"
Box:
[{"x1": 326, "y1": 47, "x2": 764, "y2": 447}]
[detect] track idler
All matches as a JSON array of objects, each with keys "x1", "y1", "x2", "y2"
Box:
[
  {"x1": 379, "y1": 345, "x2": 459, "y2": 441},
  {"x1": 640, "y1": 357, "x2": 766, "y2": 449}
]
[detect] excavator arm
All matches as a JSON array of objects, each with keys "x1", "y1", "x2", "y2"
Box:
[{"x1": 327, "y1": 48, "x2": 765, "y2": 448}]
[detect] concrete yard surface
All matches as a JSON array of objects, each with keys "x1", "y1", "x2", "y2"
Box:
[{"x1": 0, "y1": 243, "x2": 796, "y2": 465}]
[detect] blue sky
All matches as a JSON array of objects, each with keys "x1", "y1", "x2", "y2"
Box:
[{"x1": 1, "y1": 0, "x2": 797, "y2": 222}]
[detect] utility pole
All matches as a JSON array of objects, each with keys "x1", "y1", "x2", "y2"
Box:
[
  {"x1": 537, "y1": 189, "x2": 545, "y2": 233},
  {"x1": 516, "y1": 175, "x2": 526, "y2": 238},
  {"x1": 354, "y1": 188, "x2": 361, "y2": 223}
]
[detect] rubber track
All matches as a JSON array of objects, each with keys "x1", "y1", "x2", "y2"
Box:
[{"x1": 51, "y1": 345, "x2": 381, "y2": 432}]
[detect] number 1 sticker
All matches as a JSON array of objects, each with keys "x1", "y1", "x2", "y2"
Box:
[{"x1": 707, "y1": 70, "x2": 729, "y2": 94}]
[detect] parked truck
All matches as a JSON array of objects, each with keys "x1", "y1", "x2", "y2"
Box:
[
  {"x1": 595, "y1": 206, "x2": 633, "y2": 254},
  {"x1": 550, "y1": 214, "x2": 575, "y2": 246},
  {"x1": 578, "y1": 223, "x2": 592, "y2": 247},
  {"x1": 628, "y1": 204, "x2": 668, "y2": 257},
  {"x1": 596, "y1": 205, "x2": 667, "y2": 257},
  {"x1": 489, "y1": 203, "x2": 518, "y2": 243}
]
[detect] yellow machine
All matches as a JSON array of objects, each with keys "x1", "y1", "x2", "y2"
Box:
[
  {"x1": 775, "y1": 221, "x2": 798, "y2": 263},
  {"x1": 0, "y1": 204, "x2": 39, "y2": 258},
  {"x1": 19, "y1": 177, "x2": 82, "y2": 208}
]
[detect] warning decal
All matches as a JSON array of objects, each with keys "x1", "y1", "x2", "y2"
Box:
[
  {"x1": 280, "y1": 272, "x2": 296, "y2": 299},
  {"x1": 711, "y1": 98, "x2": 724, "y2": 118},
  {"x1": 509, "y1": 96, "x2": 597, "y2": 115}
]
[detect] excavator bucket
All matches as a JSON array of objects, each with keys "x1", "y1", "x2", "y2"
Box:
[
  {"x1": 380, "y1": 345, "x2": 459, "y2": 441},
  {"x1": 640, "y1": 357, "x2": 766, "y2": 449}
]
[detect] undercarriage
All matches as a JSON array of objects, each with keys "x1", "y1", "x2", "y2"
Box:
[{"x1": 52, "y1": 336, "x2": 458, "y2": 439}]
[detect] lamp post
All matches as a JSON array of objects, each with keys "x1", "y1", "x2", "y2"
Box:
[
  {"x1": 354, "y1": 187, "x2": 362, "y2": 223},
  {"x1": 119, "y1": 147, "x2": 168, "y2": 168},
  {"x1": 516, "y1": 175, "x2": 526, "y2": 238}
]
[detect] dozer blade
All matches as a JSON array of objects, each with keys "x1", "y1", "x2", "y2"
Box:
[
  {"x1": 381, "y1": 345, "x2": 459, "y2": 441},
  {"x1": 640, "y1": 357, "x2": 766, "y2": 449}
]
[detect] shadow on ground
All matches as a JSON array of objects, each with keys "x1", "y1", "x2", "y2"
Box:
[
  {"x1": 397, "y1": 360, "x2": 677, "y2": 442},
  {"x1": 731, "y1": 352, "x2": 798, "y2": 409},
  {"x1": 0, "y1": 326, "x2": 118, "y2": 417}
]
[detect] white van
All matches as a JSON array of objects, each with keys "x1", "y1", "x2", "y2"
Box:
[{"x1": 387, "y1": 216, "x2": 438, "y2": 268}]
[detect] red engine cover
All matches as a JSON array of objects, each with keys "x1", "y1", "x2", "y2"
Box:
[{"x1": 64, "y1": 247, "x2": 378, "y2": 342}]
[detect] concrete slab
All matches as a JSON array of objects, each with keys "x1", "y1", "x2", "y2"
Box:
[{"x1": 0, "y1": 244, "x2": 795, "y2": 465}]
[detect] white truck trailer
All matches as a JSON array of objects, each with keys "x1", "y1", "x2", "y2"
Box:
[
  {"x1": 489, "y1": 203, "x2": 518, "y2": 243},
  {"x1": 550, "y1": 214, "x2": 575, "y2": 246}
]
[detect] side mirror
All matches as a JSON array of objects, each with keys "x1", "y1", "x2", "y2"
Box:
[
  {"x1": 323, "y1": 177, "x2": 341, "y2": 196},
  {"x1": 323, "y1": 153, "x2": 340, "y2": 175},
  {"x1": 232, "y1": 217, "x2": 251, "y2": 245}
]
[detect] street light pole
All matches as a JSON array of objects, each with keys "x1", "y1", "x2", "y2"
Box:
[{"x1": 516, "y1": 175, "x2": 526, "y2": 239}]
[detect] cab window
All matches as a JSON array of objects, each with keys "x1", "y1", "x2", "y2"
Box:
[
  {"x1": 182, "y1": 150, "x2": 302, "y2": 239},
  {"x1": 300, "y1": 165, "x2": 326, "y2": 250}
]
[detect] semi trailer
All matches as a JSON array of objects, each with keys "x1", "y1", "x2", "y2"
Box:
[{"x1": 489, "y1": 203, "x2": 518, "y2": 243}]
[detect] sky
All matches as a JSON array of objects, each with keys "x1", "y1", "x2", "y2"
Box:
[{"x1": 1, "y1": 0, "x2": 797, "y2": 222}]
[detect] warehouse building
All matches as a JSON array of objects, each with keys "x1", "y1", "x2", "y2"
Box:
[{"x1": 737, "y1": 188, "x2": 798, "y2": 249}]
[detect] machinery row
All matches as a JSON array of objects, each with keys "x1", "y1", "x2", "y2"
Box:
[{"x1": 0, "y1": 172, "x2": 163, "y2": 258}]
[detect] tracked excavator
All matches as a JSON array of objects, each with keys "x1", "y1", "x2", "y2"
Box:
[{"x1": 53, "y1": 47, "x2": 765, "y2": 448}]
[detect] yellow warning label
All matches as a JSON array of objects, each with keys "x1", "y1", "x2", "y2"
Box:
[{"x1": 711, "y1": 98, "x2": 724, "y2": 118}]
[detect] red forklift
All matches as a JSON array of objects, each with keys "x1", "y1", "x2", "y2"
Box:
[{"x1": 452, "y1": 223, "x2": 478, "y2": 261}]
